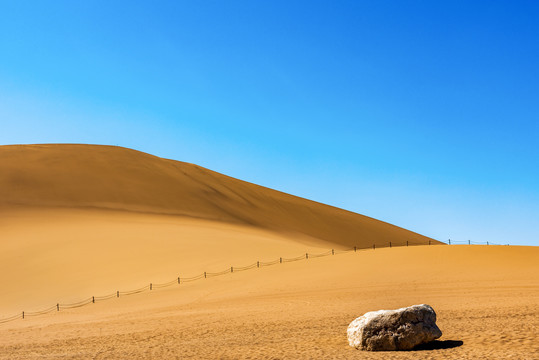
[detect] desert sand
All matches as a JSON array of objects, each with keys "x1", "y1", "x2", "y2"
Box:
[{"x1": 0, "y1": 144, "x2": 537, "y2": 359}]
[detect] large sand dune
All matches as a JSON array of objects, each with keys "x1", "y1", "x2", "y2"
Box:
[
  {"x1": 0, "y1": 144, "x2": 435, "y2": 249},
  {"x1": 0, "y1": 144, "x2": 436, "y2": 312},
  {"x1": 0, "y1": 144, "x2": 536, "y2": 359}
]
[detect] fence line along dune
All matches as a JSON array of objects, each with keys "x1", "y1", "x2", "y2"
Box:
[{"x1": 0, "y1": 243, "x2": 433, "y2": 324}]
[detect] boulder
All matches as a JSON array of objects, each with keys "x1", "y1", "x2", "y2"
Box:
[{"x1": 347, "y1": 304, "x2": 442, "y2": 351}]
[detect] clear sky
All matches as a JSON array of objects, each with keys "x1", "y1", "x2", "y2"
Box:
[{"x1": 1, "y1": 1, "x2": 538, "y2": 246}]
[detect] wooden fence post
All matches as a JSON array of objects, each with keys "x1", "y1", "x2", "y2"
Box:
[
  {"x1": 22, "y1": 311, "x2": 24, "y2": 319},
  {"x1": 117, "y1": 291, "x2": 119, "y2": 298},
  {"x1": 231, "y1": 266, "x2": 233, "y2": 273},
  {"x1": 373, "y1": 244, "x2": 375, "y2": 250},
  {"x1": 257, "y1": 261, "x2": 259, "y2": 268},
  {"x1": 92, "y1": 296, "x2": 95, "y2": 303},
  {"x1": 354, "y1": 246, "x2": 356, "y2": 252},
  {"x1": 57, "y1": 303, "x2": 59, "y2": 311},
  {"x1": 389, "y1": 242, "x2": 392, "y2": 248},
  {"x1": 306, "y1": 253, "x2": 308, "y2": 259},
  {"x1": 204, "y1": 272, "x2": 207, "y2": 278},
  {"x1": 150, "y1": 283, "x2": 152, "y2": 290},
  {"x1": 178, "y1": 277, "x2": 180, "y2": 284},
  {"x1": 332, "y1": 249, "x2": 334, "y2": 255}
]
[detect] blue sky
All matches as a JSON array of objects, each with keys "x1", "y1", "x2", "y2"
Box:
[{"x1": 1, "y1": 1, "x2": 538, "y2": 246}]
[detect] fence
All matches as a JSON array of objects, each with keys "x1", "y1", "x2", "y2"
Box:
[
  {"x1": 443, "y1": 239, "x2": 510, "y2": 246},
  {"x1": 0, "y1": 239, "x2": 508, "y2": 324}
]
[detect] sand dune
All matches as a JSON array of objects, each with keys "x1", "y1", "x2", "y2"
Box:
[
  {"x1": 1, "y1": 144, "x2": 536, "y2": 359},
  {"x1": 0, "y1": 144, "x2": 436, "y2": 248},
  {"x1": 0, "y1": 144, "x2": 436, "y2": 314}
]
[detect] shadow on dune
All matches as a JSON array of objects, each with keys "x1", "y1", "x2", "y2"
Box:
[{"x1": 412, "y1": 340, "x2": 464, "y2": 351}]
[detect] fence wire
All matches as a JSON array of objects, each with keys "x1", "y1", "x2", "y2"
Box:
[{"x1": 259, "y1": 259, "x2": 280, "y2": 266}]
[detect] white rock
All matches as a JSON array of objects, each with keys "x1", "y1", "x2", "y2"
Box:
[{"x1": 347, "y1": 304, "x2": 442, "y2": 351}]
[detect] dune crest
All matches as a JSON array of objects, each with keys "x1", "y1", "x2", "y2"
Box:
[{"x1": 0, "y1": 144, "x2": 437, "y2": 248}]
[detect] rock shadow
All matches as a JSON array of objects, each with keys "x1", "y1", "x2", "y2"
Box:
[{"x1": 412, "y1": 340, "x2": 464, "y2": 351}]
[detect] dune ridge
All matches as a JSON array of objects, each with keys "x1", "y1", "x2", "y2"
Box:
[{"x1": 0, "y1": 144, "x2": 437, "y2": 248}]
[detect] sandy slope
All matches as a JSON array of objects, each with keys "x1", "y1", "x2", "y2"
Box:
[{"x1": 0, "y1": 246, "x2": 537, "y2": 359}]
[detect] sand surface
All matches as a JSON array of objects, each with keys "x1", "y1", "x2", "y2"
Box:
[
  {"x1": 1, "y1": 245, "x2": 537, "y2": 359},
  {"x1": 1, "y1": 144, "x2": 537, "y2": 359}
]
